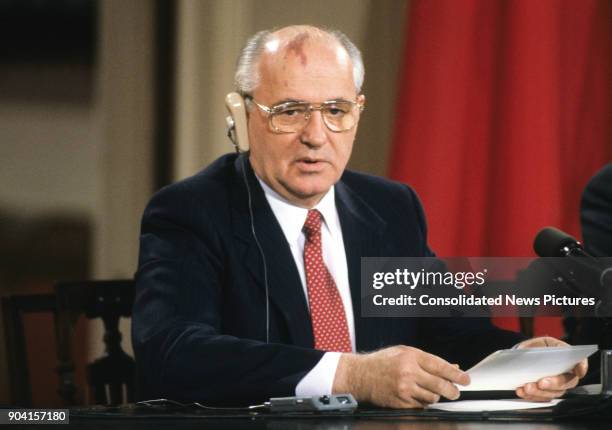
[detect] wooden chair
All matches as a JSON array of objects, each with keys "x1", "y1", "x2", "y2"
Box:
[
  {"x1": 1, "y1": 293, "x2": 57, "y2": 406},
  {"x1": 54, "y1": 280, "x2": 135, "y2": 406},
  {"x1": 1, "y1": 280, "x2": 135, "y2": 406}
]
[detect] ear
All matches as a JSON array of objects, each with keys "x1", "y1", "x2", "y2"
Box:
[{"x1": 357, "y1": 94, "x2": 366, "y2": 110}]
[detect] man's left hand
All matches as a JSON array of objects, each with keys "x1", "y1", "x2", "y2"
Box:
[{"x1": 515, "y1": 336, "x2": 588, "y2": 401}]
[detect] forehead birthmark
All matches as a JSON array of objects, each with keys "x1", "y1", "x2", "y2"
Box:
[{"x1": 284, "y1": 33, "x2": 309, "y2": 66}]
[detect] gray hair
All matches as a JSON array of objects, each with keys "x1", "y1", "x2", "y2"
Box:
[{"x1": 234, "y1": 27, "x2": 365, "y2": 95}]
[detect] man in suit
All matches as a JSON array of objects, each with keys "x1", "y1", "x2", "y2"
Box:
[
  {"x1": 565, "y1": 163, "x2": 612, "y2": 383},
  {"x1": 132, "y1": 25, "x2": 586, "y2": 407}
]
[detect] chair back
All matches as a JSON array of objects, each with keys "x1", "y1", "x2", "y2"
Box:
[{"x1": 54, "y1": 280, "x2": 135, "y2": 406}]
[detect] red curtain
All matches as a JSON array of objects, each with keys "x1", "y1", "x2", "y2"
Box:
[{"x1": 390, "y1": 0, "x2": 612, "y2": 336}]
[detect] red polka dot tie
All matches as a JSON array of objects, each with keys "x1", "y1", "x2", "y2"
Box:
[{"x1": 303, "y1": 209, "x2": 352, "y2": 352}]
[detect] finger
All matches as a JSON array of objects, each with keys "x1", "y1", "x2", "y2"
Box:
[
  {"x1": 543, "y1": 337, "x2": 568, "y2": 347},
  {"x1": 537, "y1": 373, "x2": 579, "y2": 391},
  {"x1": 518, "y1": 383, "x2": 565, "y2": 401},
  {"x1": 574, "y1": 359, "x2": 588, "y2": 378},
  {"x1": 392, "y1": 392, "x2": 427, "y2": 409},
  {"x1": 416, "y1": 369, "x2": 461, "y2": 401},
  {"x1": 402, "y1": 399, "x2": 427, "y2": 409},
  {"x1": 396, "y1": 379, "x2": 440, "y2": 405},
  {"x1": 516, "y1": 386, "x2": 564, "y2": 402},
  {"x1": 419, "y1": 353, "x2": 470, "y2": 386},
  {"x1": 412, "y1": 384, "x2": 442, "y2": 405},
  {"x1": 516, "y1": 386, "x2": 559, "y2": 402},
  {"x1": 517, "y1": 336, "x2": 568, "y2": 349},
  {"x1": 517, "y1": 389, "x2": 564, "y2": 402},
  {"x1": 526, "y1": 382, "x2": 566, "y2": 398}
]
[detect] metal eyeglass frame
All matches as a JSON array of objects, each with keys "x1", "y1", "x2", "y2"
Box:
[{"x1": 245, "y1": 96, "x2": 365, "y2": 134}]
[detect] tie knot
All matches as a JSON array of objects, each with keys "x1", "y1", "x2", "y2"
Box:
[{"x1": 303, "y1": 209, "x2": 322, "y2": 239}]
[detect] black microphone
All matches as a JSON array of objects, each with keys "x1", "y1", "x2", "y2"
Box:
[
  {"x1": 534, "y1": 226, "x2": 586, "y2": 257},
  {"x1": 534, "y1": 227, "x2": 612, "y2": 315}
]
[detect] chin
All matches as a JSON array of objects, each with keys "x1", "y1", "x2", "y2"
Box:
[{"x1": 292, "y1": 181, "x2": 333, "y2": 199}]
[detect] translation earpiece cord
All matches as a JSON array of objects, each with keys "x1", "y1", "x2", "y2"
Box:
[
  {"x1": 241, "y1": 154, "x2": 271, "y2": 343},
  {"x1": 136, "y1": 398, "x2": 267, "y2": 411}
]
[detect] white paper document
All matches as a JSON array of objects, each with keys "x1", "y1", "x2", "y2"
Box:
[
  {"x1": 460, "y1": 344, "x2": 597, "y2": 391},
  {"x1": 430, "y1": 399, "x2": 562, "y2": 412}
]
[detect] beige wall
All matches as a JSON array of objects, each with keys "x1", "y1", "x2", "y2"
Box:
[
  {"x1": 93, "y1": 0, "x2": 155, "y2": 280},
  {"x1": 0, "y1": 91, "x2": 98, "y2": 216}
]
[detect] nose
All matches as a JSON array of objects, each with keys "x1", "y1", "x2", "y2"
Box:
[{"x1": 299, "y1": 110, "x2": 327, "y2": 147}]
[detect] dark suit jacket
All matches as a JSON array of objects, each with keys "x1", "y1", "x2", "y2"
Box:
[
  {"x1": 132, "y1": 153, "x2": 524, "y2": 404},
  {"x1": 581, "y1": 163, "x2": 612, "y2": 257}
]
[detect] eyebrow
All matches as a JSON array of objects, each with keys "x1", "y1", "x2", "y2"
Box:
[
  {"x1": 271, "y1": 98, "x2": 306, "y2": 106},
  {"x1": 271, "y1": 97, "x2": 353, "y2": 106}
]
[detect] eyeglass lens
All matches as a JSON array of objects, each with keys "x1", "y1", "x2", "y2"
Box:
[{"x1": 271, "y1": 102, "x2": 357, "y2": 132}]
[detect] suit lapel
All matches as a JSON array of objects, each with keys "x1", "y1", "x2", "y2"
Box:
[
  {"x1": 335, "y1": 179, "x2": 388, "y2": 352},
  {"x1": 231, "y1": 155, "x2": 314, "y2": 348}
]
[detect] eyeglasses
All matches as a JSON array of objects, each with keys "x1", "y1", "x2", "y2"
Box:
[{"x1": 246, "y1": 97, "x2": 365, "y2": 134}]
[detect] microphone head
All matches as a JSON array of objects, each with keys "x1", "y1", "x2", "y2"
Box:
[{"x1": 534, "y1": 227, "x2": 581, "y2": 257}]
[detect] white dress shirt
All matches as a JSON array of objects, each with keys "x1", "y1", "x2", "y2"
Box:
[{"x1": 256, "y1": 177, "x2": 355, "y2": 396}]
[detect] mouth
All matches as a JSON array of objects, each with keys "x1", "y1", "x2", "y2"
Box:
[{"x1": 295, "y1": 157, "x2": 327, "y2": 172}]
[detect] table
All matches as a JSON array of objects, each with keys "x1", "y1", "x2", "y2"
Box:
[{"x1": 66, "y1": 395, "x2": 612, "y2": 429}]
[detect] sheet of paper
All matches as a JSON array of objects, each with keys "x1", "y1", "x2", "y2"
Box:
[
  {"x1": 430, "y1": 399, "x2": 562, "y2": 412},
  {"x1": 460, "y1": 344, "x2": 597, "y2": 391}
]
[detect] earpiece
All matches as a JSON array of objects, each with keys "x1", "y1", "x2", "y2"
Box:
[{"x1": 225, "y1": 92, "x2": 250, "y2": 152}]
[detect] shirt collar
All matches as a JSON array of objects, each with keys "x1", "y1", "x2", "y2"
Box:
[{"x1": 256, "y1": 176, "x2": 339, "y2": 245}]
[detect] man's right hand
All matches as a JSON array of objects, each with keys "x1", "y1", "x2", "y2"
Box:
[{"x1": 332, "y1": 345, "x2": 470, "y2": 408}]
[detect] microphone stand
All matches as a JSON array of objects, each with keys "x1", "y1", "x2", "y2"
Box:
[
  {"x1": 548, "y1": 256, "x2": 612, "y2": 396},
  {"x1": 596, "y1": 268, "x2": 612, "y2": 397}
]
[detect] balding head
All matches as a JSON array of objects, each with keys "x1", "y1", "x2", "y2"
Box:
[{"x1": 234, "y1": 25, "x2": 364, "y2": 95}]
